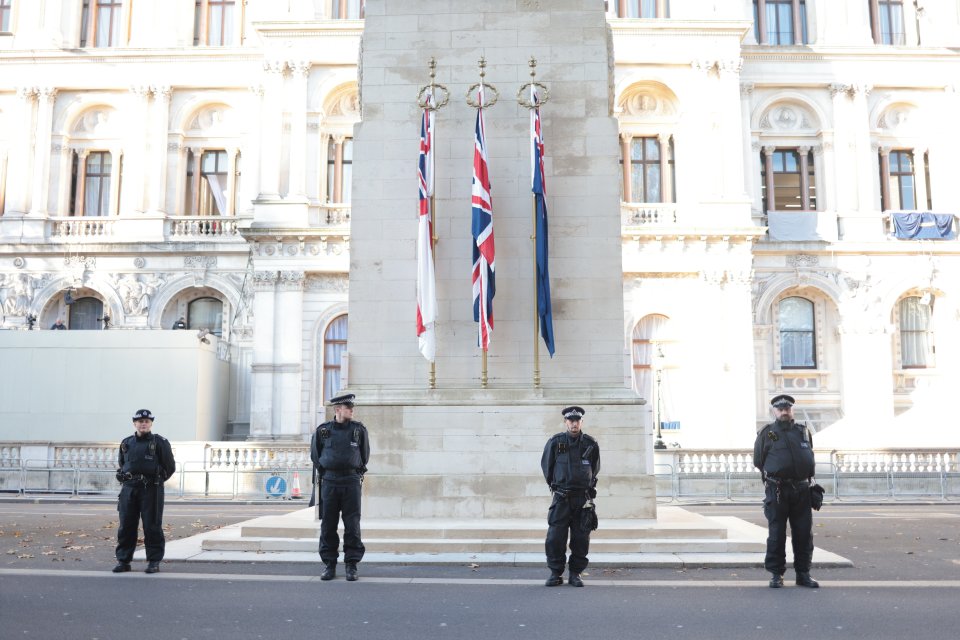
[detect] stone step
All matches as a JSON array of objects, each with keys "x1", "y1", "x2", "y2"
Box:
[
  {"x1": 239, "y1": 521, "x2": 730, "y2": 541},
  {"x1": 202, "y1": 536, "x2": 764, "y2": 554}
]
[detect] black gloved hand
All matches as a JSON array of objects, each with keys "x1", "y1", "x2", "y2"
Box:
[
  {"x1": 115, "y1": 470, "x2": 125, "y2": 483},
  {"x1": 587, "y1": 487, "x2": 597, "y2": 499}
]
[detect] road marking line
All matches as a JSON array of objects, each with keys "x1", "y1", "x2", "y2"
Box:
[{"x1": 3, "y1": 569, "x2": 960, "y2": 588}]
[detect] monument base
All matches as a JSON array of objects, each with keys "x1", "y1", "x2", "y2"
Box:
[{"x1": 347, "y1": 388, "x2": 653, "y2": 519}]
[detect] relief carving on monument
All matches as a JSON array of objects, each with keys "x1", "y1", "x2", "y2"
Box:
[{"x1": 111, "y1": 273, "x2": 166, "y2": 316}]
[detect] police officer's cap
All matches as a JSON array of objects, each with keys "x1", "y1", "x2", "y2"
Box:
[
  {"x1": 562, "y1": 406, "x2": 585, "y2": 420},
  {"x1": 770, "y1": 394, "x2": 795, "y2": 409},
  {"x1": 329, "y1": 393, "x2": 356, "y2": 408},
  {"x1": 132, "y1": 409, "x2": 155, "y2": 421}
]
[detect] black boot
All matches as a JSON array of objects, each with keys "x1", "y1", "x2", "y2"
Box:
[
  {"x1": 111, "y1": 562, "x2": 131, "y2": 573},
  {"x1": 544, "y1": 572, "x2": 563, "y2": 587},
  {"x1": 768, "y1": 573, "x2": 784, "y2": 588},
  {"x1": 795, "y1": 571, "x2": 819, "y2": 588},
  {"x1": 321, "y1": 562, "x2": 336, "y2": 581},
  {"x1": 568, "y1": 572, "x2": 584, "y2": 587},
  {"x1": 145, "y1": 561, "x2": 160, "y2": 574},
  {"x1": 345, "y1": 563, "x2": 358, "y2": 582}
]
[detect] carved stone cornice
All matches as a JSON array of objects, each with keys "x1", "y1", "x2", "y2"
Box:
[
  {"x1": 252, "y1": 270, "x2": 279, "y2": 291},
  {"x1": 278, "y1": 271, "x2": 305, "y2": 291}
]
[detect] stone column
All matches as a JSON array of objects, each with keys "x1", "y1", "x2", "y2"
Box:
[
  {"x1": 75, "y1": 149, "x2": 90, "y2": 215},
  {"x1": 109, "y1": 147, "x2": 123, "y2": 216},
  {"x1": 829, "y1": 83, "x2": 852, "y2": 211},
  {"x1": 148, "y1": 85, "x2": 172, "y2": 214},
  {"x1": 275, "y1": 271, "x2": 305, "y2": 438},
  {"x1": 798, "y1": 145, "x2": 811, "y2": 211},
  {"x1": 878, "y1": 146, "x2": 891, "y2": 210},
  {"x1": 912, "y1": 146, "x2": 928, "y2": 211},
  {"x1": 122, "y1": 86, "x2": 152, "y2": 214},
  {"x1": 740, "y1": 83, "x2": 755, "y2": 208},
  {"x1": 256, "y1": 61, "x2": 286, "y2": 201},
  {"x1": 849, "y1": 84, "x2": 874, "y2": 212},
  {"x1": 762, "y1": 145, "x2": 777, "y2": 211},
  {"x1": 287, "y1": 60, "x2": 310, "y2": 199},
  {"x1": 56, "y1": 146, "x2": 74, "y2": 216},
  {"x1": 5, "y1": 87, "x2": 37, "y2": 216},
  {"x1": 30, "y1": 87, "x2": 58, "y2": 216},
  {"x1": 240, "y1": 85, "x2": 264, "y2": 216},
  {"x1": 812, "y1": 144, "x2": 826, "y2": 211},
  {"x1": 225, "y1": 147, "x2": 239, "y2": 216},
  {"x1": 249, "y1": 269, "x2": 278, "y2": 438},
  {"x1": 620, "y1": 135, "x2": 632, "y2": 202}
]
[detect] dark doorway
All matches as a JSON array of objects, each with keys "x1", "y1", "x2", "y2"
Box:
[{"x1": 69, "y1": 297, "x2": 104, "y2": 330}]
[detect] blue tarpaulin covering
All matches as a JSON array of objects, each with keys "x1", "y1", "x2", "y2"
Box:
[{"x1": 891, "y1": 212, "x2": 956, "y2": 240}]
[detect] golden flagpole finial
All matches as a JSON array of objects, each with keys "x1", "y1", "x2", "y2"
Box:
[
  {"x1": 417, "y1": 56, "x2": 450, "y2": 110},
  {"x1": 466, "y1": 56, "x2": 499, "y2": 108},
  {"x1": 518, "y1": 55, "x2": 550, "y2": 109}
]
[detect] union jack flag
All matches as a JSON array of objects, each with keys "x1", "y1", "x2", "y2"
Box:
[
  {"x1": 416, "y1": 92, "x2": 437, "y2": 362},
  {"x1": 471, "y1": 86, "x2": 495, "y2": 351},
  {"x1": 531, "y1": 87, "x2": 555, "y2": 357}
]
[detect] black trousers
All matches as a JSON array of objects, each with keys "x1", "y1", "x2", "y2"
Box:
[
  {"x1": 116, "y1": 481, "x2": 165, "y2": 563},
  {"x1": 762, "y1": 481, "x2": 813, "y2": 574},
  {"x1": 545, "y1": 492, "x2": 591, "y2": 574},
  {"x1": 319, "y1": 478, "x2": 364, "y2": 565}
]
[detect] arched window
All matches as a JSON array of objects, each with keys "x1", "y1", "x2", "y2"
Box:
[
  {"x1": 187, "y1": 297, "x2": 223, "y2": 336},
  {"x1": 898, "y1": 296, "x2": 933, "y2": 368},
  {"x1": 779, "y1": 297, "x2": 815, "y2": 368},
  {"x1": 632, "y1": 314, "x2": 680, "y2": 431},
  {"x1": 323, "y1": 315, "x2": 348, "y2": 402}
]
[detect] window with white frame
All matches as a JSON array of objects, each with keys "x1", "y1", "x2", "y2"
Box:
[
  {"x1": 870, "y1": 0, "x2": 905, "y2": 45},
  {"x1": 1, "y1": 0, "x2": 12, "y2": 33},
  {"x1": 71, "y1": 151, "x2": 112, "y2": 216},
  {"x1": 185, "y1": 149, "x2": 235, "y2": 215},
  {"x1": 194, "y1": 0, "x2": 236, "y2": 46},
  {"x1": 323, "y1": 315, "x2": 348, "y2": 403},
  {"x1": 753, "y1": 0, "x2": 808, "y2": 45},
  {"x1": 779, "y1": 297, "x2": 816, "y2": 368},
  {"x1": 609, "y1": 0, "x2": 669, "y2": 18},
  {"x1": 331, "y1": 0, "x2": 364, "y2": 19},
  {"x1": 898, "y1": 296, "x2": 934, "y2": 368},
  {"x1": 80, "y1": 0, "x2": 124, "y2": 48},
  {"x1": 760, "y1": 148, "x2": 816, "y2": 211},
  {"x1": 880, "y1": 149, "x2": 931, "y2": 211},
  {"x1": 326, "y1": 138, "x2": 353, "y2": 204},
  {"x1": 621, "y1": 136, "x2": 674, "y2": 204},
  {"x1": 631, "y1": 314, "x2": 680, "y2": 430}
]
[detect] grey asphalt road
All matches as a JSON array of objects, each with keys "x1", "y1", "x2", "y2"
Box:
[{"x1": 1, "y1": 501, "x2": 959, "y2": 640}]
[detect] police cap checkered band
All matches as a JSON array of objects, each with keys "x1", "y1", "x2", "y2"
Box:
[
  {"x1": 329, "y1": 393, "x2": 356, "y2": 407},
  {"x1": 770, "y1": 394, "x2": 795, "y2": 408},
  {"x1": 562, "y1": 406, "x2": 585, "y2": 420},
  {"x1": 132, "y1": 409, "x2": 155, "y2": 421}
]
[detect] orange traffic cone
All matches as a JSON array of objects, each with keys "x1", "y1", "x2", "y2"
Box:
[{"x1": 291, "y1": 471, "x2": 303, "y2": 499}]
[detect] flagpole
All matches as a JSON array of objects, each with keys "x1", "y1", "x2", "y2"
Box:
[
  {"x1": 467, "y1": 56, "x2": 499, "y2": 389},
  {"x1": 417, "y1": 57, "x2": 449, "y2": 389},
  {"x1": 532, "y1": 194, "x2": 540, "y2": 387},
  {"x1": 519, "y1": 57, "x2": 551, "y2": 388}
]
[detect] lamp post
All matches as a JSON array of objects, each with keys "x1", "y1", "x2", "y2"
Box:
[{"x1": 653, "y1": 342, "x2": 666, "y2": 450}]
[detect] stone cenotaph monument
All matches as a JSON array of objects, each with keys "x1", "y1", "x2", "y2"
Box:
[{"x1": 346, "y1": 0, "x2": 653, "y2": 519}]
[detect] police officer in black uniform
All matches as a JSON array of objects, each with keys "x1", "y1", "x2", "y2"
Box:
[
  {"x1": 541, "y1": 406, "x2": 600, "y2": 587},
  {"x1": 753, "y1": 394, "x2": 819, "y2": 589},
  {"x1": 311, "y1": 393, "x2": 370, "y2": 581},
  {"x1": 113, "y1": 409, "x2": 176, "y2": 574}
]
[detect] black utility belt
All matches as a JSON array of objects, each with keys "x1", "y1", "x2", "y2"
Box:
[
  {"x1": 322, "y1": 470, "x2": 360, "y2": 478},
  {"x1": 124, "y1": 474, "x2": 159, "y2": 483},
  {"x1": 766, "y1": 478, "x2": 809, "y2": 487}
]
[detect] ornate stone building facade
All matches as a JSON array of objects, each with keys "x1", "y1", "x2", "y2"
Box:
[{"x1": 1, "y1": 1, "x2": 958, "y2": 447}]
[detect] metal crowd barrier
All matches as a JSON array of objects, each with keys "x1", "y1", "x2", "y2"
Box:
[{"x1": 1, "y1": 460, "x2": 314, "y2": 500}]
